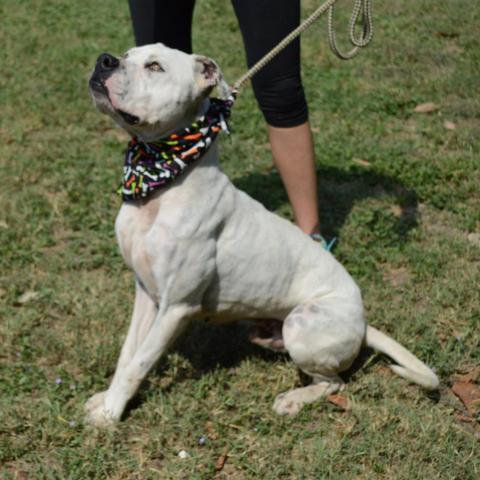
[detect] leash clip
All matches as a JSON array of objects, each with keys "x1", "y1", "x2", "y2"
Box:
[{"x1": 219, "y1": 113, "x2": 230, "y2": 134}]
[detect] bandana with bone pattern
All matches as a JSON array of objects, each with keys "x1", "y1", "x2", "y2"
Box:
[{"x1": 119, "y1": 95, "x2": 235, "y2": 201}]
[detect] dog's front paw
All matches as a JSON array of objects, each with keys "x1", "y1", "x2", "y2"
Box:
[{"x1": 85, "y1": 391, "x2": 118, "y2": 427}]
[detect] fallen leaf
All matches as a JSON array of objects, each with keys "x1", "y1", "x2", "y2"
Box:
[
  {"x1": 16, "y1": 291, "x2": 40, "y2": 305},
  {"x1": 352, "y1": 158, "x2": 372, "y2": 168},
  {"x1": 327, "y1": 394, "x2": 349, "y2": 410},
  {"x1": 453, "y1": 366, "x2": 480, "y2": 384},
  {"x1": 219, "y1": 463, "x2": 247, "y2": 480},
  {"x1": 467, "y1": 233, "x2": 480, "y2": 247},
  {"x1": 443, "y1": 120, "x2": 457, "y2": 130},
  {"x1": 390, "y1": 205, "x2": 402, "y2": 218},
  {"x1": 215, "y1": 450, "x2": 228, "y2": 471},
  {"x1": 435, "y1": 31, "x2": 459, "y2": 39},
  {"x1": 5, "y1": 463, "x2": 29, "y2": 480},
  {"x1": 413, "y1": 102, "x2": 439, "y2": 113},
  {"x1": 451, "y1": 381, "x2": 480, "y2": 416},
  {"x1": 205, "y1": 420, "x2": 219, "y2": 440},
  {"x1": 455, "y1": 414, "x2": 475, "y2": 424}
]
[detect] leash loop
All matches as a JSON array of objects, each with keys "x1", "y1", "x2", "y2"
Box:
[
  {"x1": 232, "y1": 0, "x2": 373, "y2": 92},
  {"x1": 328, "y1": 0, "x2": 373, "y2": 59}
]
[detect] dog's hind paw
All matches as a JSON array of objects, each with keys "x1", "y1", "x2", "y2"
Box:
[
  {"x1": 273, "y1": 380, "x2": 343, "y2": 416},
  {"x1": 84, "y1": 391, "x2": 118, "y2": 427},
  {"x1": 273, "y1": 390, "x2": 304, "y2": 416}
]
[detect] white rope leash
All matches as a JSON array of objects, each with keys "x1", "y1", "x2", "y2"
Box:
[
  {"x1": 232, "y1": 0, "x2": 373, "y2": 92},
  {"x1": 328, "y1": 0, "x2": 373, "y2": 59}
]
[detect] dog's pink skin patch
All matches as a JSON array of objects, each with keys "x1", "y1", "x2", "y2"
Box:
[{"x1": 104, "y1": 76, "x2": 121, "y2": 109}]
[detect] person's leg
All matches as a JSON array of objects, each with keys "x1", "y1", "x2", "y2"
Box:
[
  {"x1": 268, "y1": 123, "x2": 319, "y2": 234},
  {"x1": 128, "y1": 0, "x2": 196, "y2": 52},
  {"x1": 231, "y1": 0, "x2": 320, "y2": 234}
]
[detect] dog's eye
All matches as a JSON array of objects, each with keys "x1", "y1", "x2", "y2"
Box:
[{"x1": 145, "y1": 61, "x2": 164, "y2": 72}]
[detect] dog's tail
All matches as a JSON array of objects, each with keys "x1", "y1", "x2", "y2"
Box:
[{"x1": 365, "y1": 325, "x2": 439, "y2": 390}]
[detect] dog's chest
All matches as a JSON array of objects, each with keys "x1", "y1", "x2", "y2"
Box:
[{"x1": 115, "y1": 201, "x2": 160, "y2": 289}]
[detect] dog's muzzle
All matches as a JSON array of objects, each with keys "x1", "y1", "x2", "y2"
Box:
[
  {"x1": 89, "y1": 53, "x2": 119, "y2": 94},
  {"x1": 89, "y1": 53, "x2": 140, "y2": 125}
]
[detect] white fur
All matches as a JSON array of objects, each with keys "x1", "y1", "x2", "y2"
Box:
[{"x1": 85, "y1": 44, "x2": 438, "y2": 427}]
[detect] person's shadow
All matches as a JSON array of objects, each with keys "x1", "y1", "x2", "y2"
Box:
[
  {"x1": 127, "y1": 164, "x2": 419, "y2": 413},
  {"x1": 233, "y1": 164, "x2": 418, "y2": 244}
]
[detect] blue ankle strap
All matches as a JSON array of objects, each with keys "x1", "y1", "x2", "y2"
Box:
[{"x1": 310, "y1": 233, "x2": 337, "y2": 252}]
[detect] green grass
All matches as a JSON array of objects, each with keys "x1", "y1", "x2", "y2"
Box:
[{"x1": 1, "y1": 0, "x2": 479, "y2": 478}]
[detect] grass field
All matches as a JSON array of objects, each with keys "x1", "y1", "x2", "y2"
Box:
[{"x1": 1, "y1": 0, "x2": 479, "y2": 478}]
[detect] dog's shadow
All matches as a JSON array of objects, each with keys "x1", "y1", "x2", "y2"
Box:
[
  {"x1": 126, "y1": 321, "x2": 278, "y2": 415},
  {"x1": 173, "y1": 321, "x2": 277, "y2": 373},
  {"x1": 125, "y1": 165, "x2": 419, "y2": 415}
]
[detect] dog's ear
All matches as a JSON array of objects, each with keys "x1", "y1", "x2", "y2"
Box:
[{"x1": 193, "y1": 55, "x2": 230, "y2": 99}]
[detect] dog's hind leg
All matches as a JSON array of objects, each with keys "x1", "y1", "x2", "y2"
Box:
[
  {"x1": 247, "y1": 319, "x2": 286, "y2": 352},
  {"x1": 273, "y1": 299, "x2": 364, "y2": 415}
]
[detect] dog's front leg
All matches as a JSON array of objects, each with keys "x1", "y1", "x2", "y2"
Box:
[
  {"x1": 85, "y1": 303, "x2": 195, "y2": 427},
  {"x1": 116, "y1": 278, "x2": 158, "y2": 371}
]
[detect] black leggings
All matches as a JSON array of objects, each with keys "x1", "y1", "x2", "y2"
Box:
[{"x1": 128, "y1": 0, "x2": 308, "y2": 127}]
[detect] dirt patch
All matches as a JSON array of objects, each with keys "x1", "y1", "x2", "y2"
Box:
[
  {"x1": 419, "y1": 204, "x2": 479, "y2": 246},
  {"x1": 383, "y1": 265, "x2": 411, "y2": 288}
]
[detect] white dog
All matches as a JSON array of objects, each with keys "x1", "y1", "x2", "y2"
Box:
[{"x1": 86, "y1": 43, "x2": 438, "y2": 427}]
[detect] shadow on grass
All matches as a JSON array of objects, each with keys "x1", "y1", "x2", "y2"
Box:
[
  {"x1": 173, "y1": 321, "x2": 283, "y2": 372},
  {"x1": 234, "y1": 164, "x2": 419, "y2": 241},
  {"x1": 124, "y1": 322, "x2": 281, "y2": 417}
]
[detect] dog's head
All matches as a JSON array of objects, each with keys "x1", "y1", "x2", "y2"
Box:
[{"x1": 89, "y1": 43, "x2": 230, "y2": 141}]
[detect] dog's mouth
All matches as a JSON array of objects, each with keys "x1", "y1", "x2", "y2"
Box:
[
  {"x1": 89, "y1": 77, "x2": 109, "y2": 97},
  {"x1": 89, "y1": 77, "x2": 140, "y2": 125},
  {"x1": 116, "y1": 109, "x2": 140, "y2": 125}
]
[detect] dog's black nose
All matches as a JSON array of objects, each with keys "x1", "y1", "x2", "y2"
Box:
[{"x1": 96, "y1": 53, "x2": 119, "y2": 71}]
